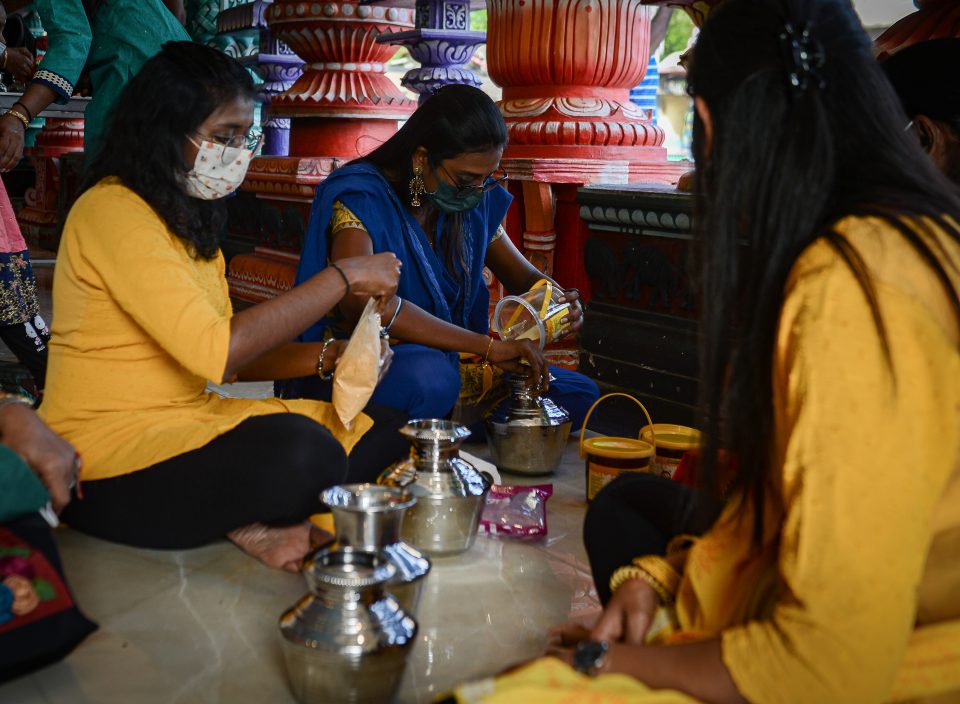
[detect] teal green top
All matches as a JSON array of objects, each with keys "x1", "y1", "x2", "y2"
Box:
[
  {"x1": 0, "y1": 445, "x2": 49, "y2": 523},
  {"x1": 32, "y1": 0, "x2": 190, "y2": 164}
]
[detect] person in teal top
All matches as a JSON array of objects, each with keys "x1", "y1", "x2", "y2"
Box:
[{"x1": 0, "y1": 0, "x2": 188, "y2": 171}]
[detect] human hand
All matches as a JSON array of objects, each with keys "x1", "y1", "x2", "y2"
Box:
[
  {"x1": 488, "y1": 339, "x2": 550, "y2": 391},
  {"x1": 333, "y1": 252, "x2": 401, "y2": 300},
  {"x1": 557, "y1": 287, "x2": 584, "y2": 337},
  {"x1": 0, "y1": 113, "x2": 26, "y2": 172},
  {"x1": 591, "y1": 578, "x2": 659, "y2": 645},
  {"x1": 3, "y1": 47, "x2": 36, "y2": 84},
  {"x1": 545, "y1": 623, "x2": 620, "y2": 677},
  {"x1": 0, "y1": 404, "x2": 80, "y2": 513}
]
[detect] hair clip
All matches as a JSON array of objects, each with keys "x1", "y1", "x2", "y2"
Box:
[{"x1": 779, "y1": 22, "x2": 826, "y2": 94}]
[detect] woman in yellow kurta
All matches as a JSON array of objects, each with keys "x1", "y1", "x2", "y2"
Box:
[
  {"x1": 39, "y1": 42, "x2": 406, "y2": 572},
  {"x1": 451, "y1": 0, "x2": 960, "y2": 702}
]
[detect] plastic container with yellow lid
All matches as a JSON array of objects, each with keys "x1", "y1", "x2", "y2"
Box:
[
  {"x1": 639, "y1": 424, "x2": 701, "y2": 479},
  {"x1": 580, "y1": 394, "x2": 658, "y2": 502}
]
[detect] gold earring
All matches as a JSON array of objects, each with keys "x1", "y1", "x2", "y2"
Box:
[{"x1": 409, "y1": 166, "x2": 425, "y2": 207}]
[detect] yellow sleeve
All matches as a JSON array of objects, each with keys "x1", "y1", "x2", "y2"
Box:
[
  {"x1": 721, "y1": 240, "x2": 959, "y2": 703},
  {"x1": 331, "y1": 200, "x2": 368, "y2": 235},
  {"x1": 70, "y1": 184, "x2": 232, "y2": 382}
]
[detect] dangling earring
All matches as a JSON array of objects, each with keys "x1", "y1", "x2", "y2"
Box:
[{"x1": 409, "y1": 166, "x2": 425, "y2": 207}]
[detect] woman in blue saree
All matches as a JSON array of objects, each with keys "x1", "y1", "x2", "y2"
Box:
[{"x1": 280, "y1": 85, "x2": 598, "y2": 430}]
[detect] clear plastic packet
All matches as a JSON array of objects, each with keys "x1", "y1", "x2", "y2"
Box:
[{"x1": 479, "y1": 484, "x2": 553, "y2": 539}]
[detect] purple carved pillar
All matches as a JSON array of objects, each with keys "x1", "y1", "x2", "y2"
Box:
[
  {"x1": 256, "y1": 32, "x2": 303, "y2": 156},
  {"x1": 377, "y1": 0, "x2": 486, "y2": 101}
]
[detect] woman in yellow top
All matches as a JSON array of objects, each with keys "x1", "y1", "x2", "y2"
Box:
[
  {"x1": 39, "y1": 42, "x2": 406, "y2": 573},
  {"x1": 451, "y1": 0, "x2": 960, "y2": 702}
]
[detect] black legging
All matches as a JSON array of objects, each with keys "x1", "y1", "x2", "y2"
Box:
[
  {"x1": 0, "y1": 321, "x2": 48, "y2": 390},
  {"x1": 584, "y1": 473, "x2": 711, "y2": 604},
  {"x1": 62, "y1": 405, "x2": 409, "y2": 550}
]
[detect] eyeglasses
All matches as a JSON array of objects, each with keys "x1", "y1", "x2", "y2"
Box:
[
  {"x1": 193, "y1": 129, "x2": 264, "y2": 163},
  {"x1": 438, "y1": 163, "x2": 509, "y2": 200}
]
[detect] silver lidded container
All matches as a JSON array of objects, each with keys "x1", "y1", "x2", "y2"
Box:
[
  {"x1": 378, "y1": 419, "x2": 490, "y2": 556},
  {"x1": 320, "y1": 483, "x2": 431, "y2": 614},
  {"x1": 279, "y1": 548, "x2": 416, "y2": 704},
  {"x1": 486, "y1": 372, "x2": 572, "y2": 475}
]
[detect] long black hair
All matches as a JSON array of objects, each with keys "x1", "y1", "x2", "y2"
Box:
[
  {"x1": 356, "y1": 84, "x2": 508, "y2": 302},
  {"x1": 83, "y1": 41, "x2": 256, "y2": 260},
  {"x1": 687, "y1": 0, "x2": 960, "y2": 541}
]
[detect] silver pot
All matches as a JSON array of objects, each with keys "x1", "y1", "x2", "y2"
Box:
[
  {"x1": 486, "y1": 373, "x2": 572, "y2": 475},
  {"x1": 320, "y1": 483, "x2": 431, "y2": 614},
  {"x1": 279, "y1": 548, "x2": 417, "y2": 704},
  {"x1": 378, "y1": 419, "x2": 490, "y2": 556}
]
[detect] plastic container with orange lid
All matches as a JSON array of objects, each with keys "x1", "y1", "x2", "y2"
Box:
[
  {"x1": 580, "y1": 394, "x2": 657, "y2": 502},
  {"x1": 639, "y1": 424, "x2": 701, "y2": 479}
]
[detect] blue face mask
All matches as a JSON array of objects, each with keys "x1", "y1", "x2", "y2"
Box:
[{"x1": 425, "y1": 165, "x2": 485, "y2": 214}]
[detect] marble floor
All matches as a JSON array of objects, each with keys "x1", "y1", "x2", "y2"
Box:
[{"x1": 0, "y1": 422, "x2": 601, "y2": 704}]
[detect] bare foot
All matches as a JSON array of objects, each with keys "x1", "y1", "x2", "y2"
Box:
[{"x1": 228, "y1": 523, "x2": 313, "y2": 573}]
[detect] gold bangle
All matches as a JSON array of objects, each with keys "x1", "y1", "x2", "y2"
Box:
[
  {"x1": 610, "y1": 566, "x2": 675, "y2": 605},
  {"x1": 1, "y1": 50, "x2": 7, "y2": 70},
  {"x1": 633, "y1": 555, "x2": 681, "y2": 595},
  {"x1": 5, "y1": 108, "x2": 30, "y2": 130},
  {"x1": 609, "y1": 556, "x2": 681, "y2": 605},
  {"x1": 480, "y1": 336, "x2": 494, "y2": 368}
]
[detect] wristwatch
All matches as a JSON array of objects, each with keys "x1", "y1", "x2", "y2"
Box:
[{"x1": 572, "y1": 639, "x2": 609, "y2": 677}]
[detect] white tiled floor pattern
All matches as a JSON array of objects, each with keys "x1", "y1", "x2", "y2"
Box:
[{"x1": 0, "y1": 390, "x2": 600, "y2": 703}]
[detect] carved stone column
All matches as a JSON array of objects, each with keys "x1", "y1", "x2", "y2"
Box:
[
  {"x1": 227, "y1": 1, "x2": 416, "y2": 305},
  {"x1": 489, "y1": 0, "x2": 665, "y2": 168},
  {"x1": 487, "y1": 0, "x2": 685, "y2": 294},
  {"x1": 215, "y1": 0, "x2": 305, "y2": 156},
  {"x1": 267, "y1": 0, "x2": 416, "y2": 158},
  {"x1": 377, "y1": 0, "x2": 486, "y2": 101}
]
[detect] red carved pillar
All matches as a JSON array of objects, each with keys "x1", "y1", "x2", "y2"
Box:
[
  {"x1": 227, "y1": 1, "x2": 417, "y2": 305},
  {"x1": 17, "y1": 118, "x2": 85, "y2": 251},
  {"x1": 485, "y1": 0, "x2": 688, "y2": 370},
  {"x1": 266, "y1": 0, "x2": 416, "y2": 159},
  {"x1": 875, "y1": 0, "x2": 960, "y2": 58}
]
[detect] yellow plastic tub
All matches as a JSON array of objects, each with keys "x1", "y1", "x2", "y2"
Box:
[
  {"x1": 580, "y1": 393, "x2": 657, "y2": 502},
  {"x1": 639, "y1": 424, "x2": 701, "y2": 479}
]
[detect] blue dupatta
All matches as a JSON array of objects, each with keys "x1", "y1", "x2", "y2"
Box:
[{"x1": 296, "y1": 163, "x2": 513, "y2": 343}]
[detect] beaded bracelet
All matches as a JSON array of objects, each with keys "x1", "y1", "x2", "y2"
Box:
[
  {"x1": 316, "y1": 338, "x2": 336, "y2": 381},
  {"x1": 0, "y1": 392, "x2": 34, "y2": 412}
]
